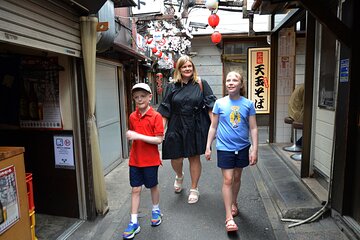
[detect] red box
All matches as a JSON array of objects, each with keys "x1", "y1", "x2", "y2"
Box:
[{"x1": 26, "y1": 173, "x2": 35, "y2": 212}]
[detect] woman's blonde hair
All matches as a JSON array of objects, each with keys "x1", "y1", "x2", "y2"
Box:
[
  {"x1": 226, "y1": 71, "x2": 246, "y2": 96},
  {"x1": 172, "y1": 55, "x2": 200, "y2": 84}
]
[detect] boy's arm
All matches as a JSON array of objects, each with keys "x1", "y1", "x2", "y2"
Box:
[{"x1": 126, "y1": 130, "x2": 163, "y2": 145}]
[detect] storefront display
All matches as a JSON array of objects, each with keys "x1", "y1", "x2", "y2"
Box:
[{"x1": 0, "y1": 54, "x2": 63, "y2": 129}]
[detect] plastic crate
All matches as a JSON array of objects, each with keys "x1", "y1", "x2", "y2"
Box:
[
  {"x1": 29, "y1": 210, "x2": 35, "y2": 227},
  {"x1": 30, "y1": 224, "x2": 37, "y2": 240},
  {"x1": 29, "y1": 210, "x2": 37, "y2": 240},
  {"x1": 26, "y1": 173, "x2": 35, "y2": 212}
]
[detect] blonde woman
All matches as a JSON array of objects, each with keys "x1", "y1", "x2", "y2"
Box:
[{"x1": 158, "y1": 55, "x2": 216, "y2": 204}]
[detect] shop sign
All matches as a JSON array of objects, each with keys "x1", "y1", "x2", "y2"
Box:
[
  {"x1": 248, "y1": 47, "x2": 271, "y2": 114},
  {"x1": 132, "y1": 0, "x2": 164, "y2": 15},
  {"x1": 53, "y1": 135, "x2": 75, "y2": 169},
  {"x1": 0, "y1": 165, "x2": 20, "y2": 234}
]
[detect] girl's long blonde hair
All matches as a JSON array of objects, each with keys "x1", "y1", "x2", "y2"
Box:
[
  {"x1": 227, "y1": 71, "x2": 246, "y2": 96},
  {"x1": 172, "y1": 55, "x2": 200, "y2": 84}
]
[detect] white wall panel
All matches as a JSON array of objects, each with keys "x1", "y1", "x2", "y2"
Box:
[
  {"x1": 95, "y1": 62, "x2": 122, "y2": 173},
  {"x1": 311, "y1": 23, "x2": 335, "y2": 179}
]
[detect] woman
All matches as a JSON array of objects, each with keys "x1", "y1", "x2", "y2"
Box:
[
  {"x1": 158, "y1": 55, "x2": 216, "y2": 204},
  {"x1": 205, "y1": 71, "x2": 258, "y2": 232}
]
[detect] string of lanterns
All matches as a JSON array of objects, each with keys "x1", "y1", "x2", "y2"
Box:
[{"x1": 205, "y1": 0, "x2": 222, "y2": 44}]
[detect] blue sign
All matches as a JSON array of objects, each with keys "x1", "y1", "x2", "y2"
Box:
[{"x1": 340, "y1": 59, "x2": 349, "y2": 83}]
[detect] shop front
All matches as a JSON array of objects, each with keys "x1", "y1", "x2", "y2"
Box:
[
  {"x1": 255, "y1": 0, "x2": 359, "y2": 237},
  {"x1": 0, "y1": 0, "x2": 110, "y2": 238}
]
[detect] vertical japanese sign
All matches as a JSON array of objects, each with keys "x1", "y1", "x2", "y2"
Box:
[
  {"x1": 0, "y1": 166, "x2": 20, "y2": 234},
  {"x1": 248, "y1": 47, "x2": 271, "y2": 114}
]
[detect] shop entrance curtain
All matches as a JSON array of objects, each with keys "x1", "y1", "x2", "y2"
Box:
[{"x1": 80, "y1": 16, "x2": 108, "y2": 215}]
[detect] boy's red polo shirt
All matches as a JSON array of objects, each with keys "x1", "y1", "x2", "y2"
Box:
[{"x1": 128, "y1": 107, "x2": 164, "y2": 167}]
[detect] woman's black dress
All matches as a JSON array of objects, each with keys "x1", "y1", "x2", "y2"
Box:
[{"x1": 157, "y1": 79, "x2": 216, "y2": 159}]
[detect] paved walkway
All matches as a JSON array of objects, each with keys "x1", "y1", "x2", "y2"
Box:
[{"x1": 66, "y1": 144, "x2": 350, "y2": 240}]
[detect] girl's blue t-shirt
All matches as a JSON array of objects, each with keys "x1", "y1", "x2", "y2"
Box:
[{"x1": 212, "y1": 95, "x2": 256, "y2": 151}]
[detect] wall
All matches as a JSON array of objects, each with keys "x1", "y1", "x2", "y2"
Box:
[
  {"x1": 190, "y1": 36, "x2": 223, "y2": 99},
  {"x1": 275, "y1": 29, "x2": 304, "y2": 143}
]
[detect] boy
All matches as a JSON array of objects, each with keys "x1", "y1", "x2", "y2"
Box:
[{"x1": 122, "y1": 83, "x2": 164, "y2": 239}]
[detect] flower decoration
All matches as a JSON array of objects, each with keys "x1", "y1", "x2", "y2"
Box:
[{"x1": 143, "y1": 20, "x2": 193, "y2": 69}]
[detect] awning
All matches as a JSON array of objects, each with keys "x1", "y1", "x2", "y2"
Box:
[
  {"x1": 113, "y1": 0, "x2": 137, "y2": 7},
  {"x1": 64, "y1": 0, "x2": 136, "y2": 14},
  {"x1": 112, "y1": 43, "x2": 151, "y2": 61}
]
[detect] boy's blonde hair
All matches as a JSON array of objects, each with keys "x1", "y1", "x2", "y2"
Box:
[{"x1": 172, "y1": 55, "x2": 200, "y2": 84}]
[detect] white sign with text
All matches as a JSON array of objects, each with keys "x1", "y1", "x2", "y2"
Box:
[{"x1": 54, "y1": 135, "x2": 75, "y2": 169}]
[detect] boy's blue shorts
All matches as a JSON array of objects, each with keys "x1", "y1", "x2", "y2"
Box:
[
  {"x1": 217, "y1": 145, "x2": 250, "y2": 169},
  {"x1": 129, "y1": 166, "x2": 159, "y2": 188}
]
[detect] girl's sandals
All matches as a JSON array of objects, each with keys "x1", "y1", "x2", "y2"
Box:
[
  {"x1": 225, "y1": 218, "x2": 238, "y2": 232},
  {"x1": 174, "y1": 172, "x2": 184, "y2": 193},
  {"x1": 231, "y1": 203, "x2": 239, "y2": 217},
  {"x1": 188, "y1": 188, "x2": 200, "y2": 204}
]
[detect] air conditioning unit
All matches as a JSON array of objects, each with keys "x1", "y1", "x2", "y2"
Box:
[{"x1": 96, "y1": 0, "x2": 117, "y2": 52}]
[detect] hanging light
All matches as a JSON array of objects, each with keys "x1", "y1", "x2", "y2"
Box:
[
  {"x1": 211, "y1": 31, "x2": 222, "y2": 44},
  {"x1": 152, "y1": 47, "x2": 158, "y2": 53},
  {"x1": 208, "y1": 13, "x2": 220, "y2": 28},
  {"x1": 205, "y1": 0, "x2": 218, "y2": 11}
]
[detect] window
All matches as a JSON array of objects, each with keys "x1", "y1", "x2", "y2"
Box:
[{"x1": 318, "y1": 26, "x2": 337, "y2": 110}]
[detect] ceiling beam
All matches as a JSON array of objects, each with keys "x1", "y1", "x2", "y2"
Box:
[{"x1": 298, "y1": 0, "x2": 352, "y2": 47}]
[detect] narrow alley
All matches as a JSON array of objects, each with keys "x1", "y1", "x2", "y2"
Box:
[{"x1": 65, "y1": 144, "x2": 349, "y2": 240}]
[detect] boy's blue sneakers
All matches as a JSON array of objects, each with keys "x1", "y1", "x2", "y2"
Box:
[
  {"x1": 122, "y1": 222, "x2": 140, "y2": 239},
  {"x1": 151, "y1": 209, "x2": 162, "y2": 226}
]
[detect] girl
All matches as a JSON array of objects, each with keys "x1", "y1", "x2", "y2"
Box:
[{"x1": 205, "y1": 71, "x2": 258, "y2": 232}]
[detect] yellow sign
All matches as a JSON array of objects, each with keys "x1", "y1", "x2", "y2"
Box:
[{"x1": 248, "y1": 47, "x2": 271, "y2": 114}]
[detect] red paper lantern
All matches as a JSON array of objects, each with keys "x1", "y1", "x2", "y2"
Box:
[
  {"x1": 146, "y1": 38, "x2": 153, "y2": 44},
  {"x1": 155, "y1": 51, "x2": 163, "y2": 58},
  {"x1": 151, "y1": 47, "x2": 158, "y2": 53},
  {"x1": 156, "y1": 73, "x2": 163, "y2": 79},
  {"x1": 211, "y1": 31, "x2": 222, "y2": 44},
  {"x1": 158, "y1": 38, "x2": 166, "y2": 46},
  {"x1": 208, "y1": 14, "x2": 220, "y2": 28}
]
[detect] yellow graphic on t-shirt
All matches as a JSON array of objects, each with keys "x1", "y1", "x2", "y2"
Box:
[{"x1": 230, "y1": 106, "x2": 240, "y2": 128}]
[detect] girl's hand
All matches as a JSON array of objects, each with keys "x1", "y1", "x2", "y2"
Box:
[
  {"x1": 249, "y1": 150, "x2": 258, "y2": 165},
  {"x1": 205, "y1": 148, "x2": 212, "y2": 161}
]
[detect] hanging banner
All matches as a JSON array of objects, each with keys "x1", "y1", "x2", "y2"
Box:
[{"x1": 248, "y1": 47, "x2": 271, "y2": 114}]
